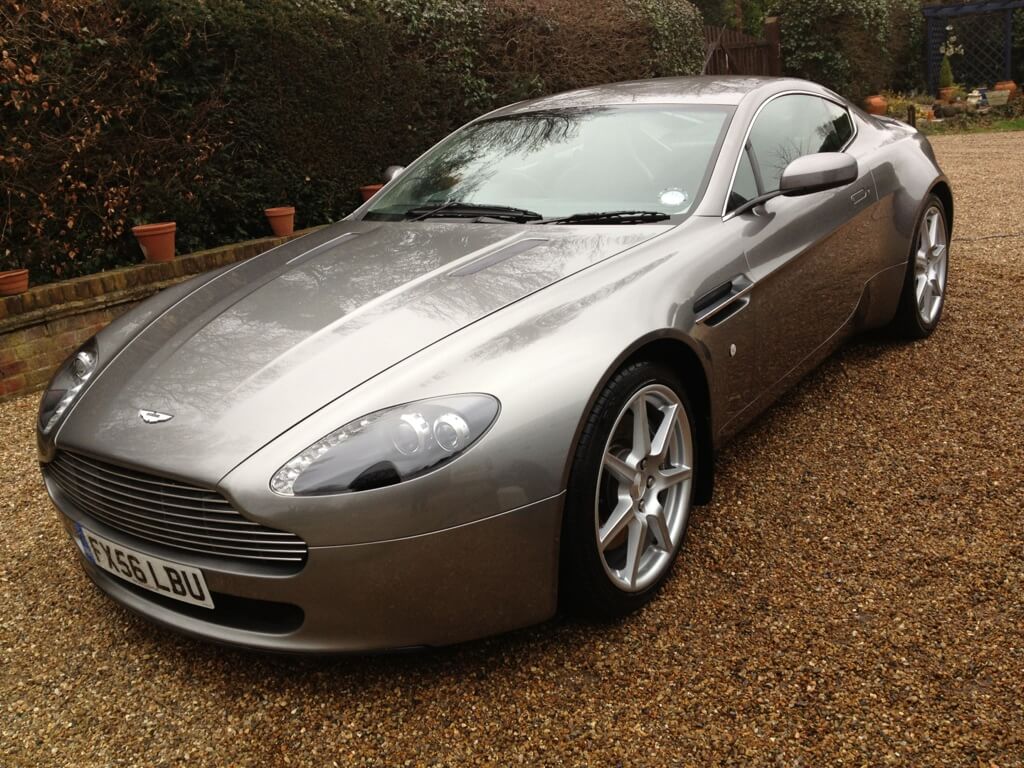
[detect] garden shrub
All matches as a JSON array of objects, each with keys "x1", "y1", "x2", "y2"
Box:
[
  {"x1": 770, "y1": 0, "x2": 924, "y2": 101},
  {"x1": 1, "y1": 0, "x2": 705, "y2": 284},
  {"x1": 479, "y1": 0, "x2": 704, "y2": 99},
  {"x1": 1, "y1": 0, "x2": 221, "y2": 279},
  {"x1": 939, "y1": 56, "x2": 954, "y2": 89},
  {"x1": 625, "y1": 0, "x2": 705, "y2": 77},
  {"x1": 689, "y1": 0, "x2": 770, "y2": 36}
]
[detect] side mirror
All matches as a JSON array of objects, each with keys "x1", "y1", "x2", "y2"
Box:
[
  {"x1": 383, "y1": 165, "x2": 405, "y2": 183},
  {"x1": 779, "y1": 153, "x2": 858, "y2": 196}
]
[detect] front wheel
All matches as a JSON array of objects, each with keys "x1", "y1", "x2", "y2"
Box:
[
  {"x1": 889, "y1": 194, "x2": 950, "y2": 339},
  {"x1": 560, "y1": 361, "x2": 697, "y2": 619}
]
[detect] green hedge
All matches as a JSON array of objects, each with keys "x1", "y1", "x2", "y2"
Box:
[
  {"x1": 770, "y1": 0, "x2": 924, "y2": 101},
  {"x1": 1, "y1": 0, "x2": 705, "y2": 284},
  {"x1": 690, "y1": 0, "x2": 771, "y2": 36}
]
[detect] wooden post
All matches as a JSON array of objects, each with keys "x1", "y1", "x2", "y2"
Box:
[
  {"x1": 763, "y1": 16, "x2": 782, "y2": 77},
  {"x1": 1006, "y1": 10, "x2": 1014, "y2": 81},
  {"x1": 907, "y1": 104, "x2": 917, "y2": 128},
  {"x1": 926, "y1": 16, "x2": 939, "y2": 98}
]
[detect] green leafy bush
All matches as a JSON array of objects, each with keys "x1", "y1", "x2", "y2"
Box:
[
  {"x1": 1, "y1": 0, "x2": 706, "y2": 284},
  {"x1": 626, "y1": 0, "x2": 705, "y2": 76},
  {"x1": 770, "y1": 0, "x2": 924, "y2": 101},
  {"x1": 691, "y1": 0, "x2": 770, "y2": 36}
]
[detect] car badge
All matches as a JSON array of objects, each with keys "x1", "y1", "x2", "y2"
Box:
[{"x1": 139, "y1": 409, "x2": 174, "y2": 424}]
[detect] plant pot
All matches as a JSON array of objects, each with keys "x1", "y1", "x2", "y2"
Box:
[
  {"x1": 131, "y1": 222, "x2": 176, "y2": 263},
  {"x1": 939, "y1": 86, "x2": 956, "y2": 104},
  {"x1": 265, "y1": 206, "x2": 296, "y2": 237},
  {"x1": 360, "y1": 184, "x2": 384, "y2": 202},
  {"x1": 994, "y1": 80, "x2": 1018, "y2": 100},
  {"x1": 863, "y1": 94, "x2": 887, "y2": 115},
  {"x1": 988, "y1": 90, "x2": 1010, "y2": 107},
  {"x1": 0, "y1": 268, "x2": 29, "y2": 296}
]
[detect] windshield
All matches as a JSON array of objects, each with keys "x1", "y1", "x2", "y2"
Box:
[{"x1": 361, "y1": 105, "x2": 733, "y2": 222}]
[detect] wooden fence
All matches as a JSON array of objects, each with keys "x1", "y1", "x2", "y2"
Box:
[{"x1": 702, "y1": 18, "x2": 782, "y2": 77}]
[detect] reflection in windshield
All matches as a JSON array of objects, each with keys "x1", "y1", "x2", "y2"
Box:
[{"x1": 363, "y1": 105, "x2": 733, "y2": 221}]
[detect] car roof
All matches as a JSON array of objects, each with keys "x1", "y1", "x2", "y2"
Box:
[{"x1": 481, "y1": 76, "x2": 840, "y2": 118}]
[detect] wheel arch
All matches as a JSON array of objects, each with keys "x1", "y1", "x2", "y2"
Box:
[
  {"x1": 930, "y1": 179, "x2": 954, "y2": 237},
  {"x1": 562, "y1": 332, "x2": 715, "y2": 506}
]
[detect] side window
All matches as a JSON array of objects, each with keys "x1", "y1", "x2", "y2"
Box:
[
  {"x1": 745, "y1": 95, "x2": 853, "y2": 193},
  {"x1": 821, "y1": 100, "x2": 855, "y2": 150}
]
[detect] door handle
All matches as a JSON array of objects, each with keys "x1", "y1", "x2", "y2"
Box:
[
  {"x1": 850, "y1": 188, "x2": 870, "y2": 205},
  {"x1": 694, "y1": 276, "x2": 753, "y2": 326}
]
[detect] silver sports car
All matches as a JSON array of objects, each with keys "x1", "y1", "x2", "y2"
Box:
[{"x1": 38, "y1": 77, "x2": 952, "y2": 652}]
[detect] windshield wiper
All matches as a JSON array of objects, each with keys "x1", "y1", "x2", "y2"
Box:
[
  {"x1": 535, "y1": 210, "x2": 672, "y2": 225},
  {"x1": 406, "y1": 201, "x2": 543, "y2": 223}
]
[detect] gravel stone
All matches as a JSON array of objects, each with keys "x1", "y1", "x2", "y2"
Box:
[{"x1": 2, "y1": 132, "x2": 1023, "y2": 767}]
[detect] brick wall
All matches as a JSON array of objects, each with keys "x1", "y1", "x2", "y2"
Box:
[{"x1": 0, "y1": 228, "x2": 321, "y2": 401}]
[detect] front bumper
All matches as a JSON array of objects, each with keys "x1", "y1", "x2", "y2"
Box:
[{"x1": 51, "y1": 487, "x2": 564, "y2": 653}]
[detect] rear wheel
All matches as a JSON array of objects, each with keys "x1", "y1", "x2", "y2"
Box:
[
  {"x1": 890, "y1": 194, "x2": 949, "y2": 339},
  {"x1": 561, "y1": 361, "x2": 696, "y2": 619}
]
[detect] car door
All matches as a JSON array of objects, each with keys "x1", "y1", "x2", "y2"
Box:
[{"x1": 725, "y1": 93, "x2": 879, "y2": 400}]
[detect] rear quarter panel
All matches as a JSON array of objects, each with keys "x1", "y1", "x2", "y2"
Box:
[{"x1": 861, "y1": 115, "x2": 950, "y2": 298}]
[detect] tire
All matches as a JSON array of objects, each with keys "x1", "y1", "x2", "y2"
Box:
[
  {"x1": 889, "y1": 193, "x2": 950, "y2": 339},
  {"x1": 560, "y1": 360, "x2": 698, "y2": 620}
]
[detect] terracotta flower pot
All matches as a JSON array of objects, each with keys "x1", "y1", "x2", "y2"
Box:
[
  {"x1": 131, "y1": 222, "x2": 176, "y2": 263},
  {"x1": 360, "y1": 184, "x2": 384, "y2": 202},
  {"x1": 265, "y1": 206, "x2": 296, "y2": 237},
  {"x1": 994, "y1": 80, "x2": 1018, "y2": 100},
  {"x1": 863, "y1": 94, "x2": 887, "y2": 115},
  {"x1": 939, "y1": 86, "x2": 956, "y2": 104},
  {"x1": 0, "y1": 268, "x2": 29, "y2": 296}
]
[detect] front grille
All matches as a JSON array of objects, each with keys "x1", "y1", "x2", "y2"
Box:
[{"x1": 47, "y1": 451, "x2": 307, "y2": 568}]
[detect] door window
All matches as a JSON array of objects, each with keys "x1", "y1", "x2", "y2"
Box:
[
  {"x1": 728, "y1": 147, "x2": 760, "y2": 211},
  {"x1": 732, "y1": 94, "x2": 855, "y2": 206}
]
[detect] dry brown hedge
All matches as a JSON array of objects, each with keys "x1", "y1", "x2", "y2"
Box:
[{"x1": 1, "y1": 0, "x2": 704, "y2": 284}]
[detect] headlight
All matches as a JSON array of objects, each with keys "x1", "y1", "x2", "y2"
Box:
[
  {"x1": 39, "y1": 339, "x2": 99, "y2": 435},
  {"x1": 270, "y1": 394, "x2": 499, "y2": 496}
]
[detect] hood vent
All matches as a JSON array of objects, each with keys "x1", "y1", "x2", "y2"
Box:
[{"x1": 448, "y1": 238, "x2": 549, "y2": 277}]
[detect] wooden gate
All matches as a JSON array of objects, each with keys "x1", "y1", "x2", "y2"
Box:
[{"x1": 702, "y1": 18, "x2": 782, "y2": 77}]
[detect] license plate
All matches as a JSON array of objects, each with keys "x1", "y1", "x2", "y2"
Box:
[{"x1": 73, "y1": 523, "x2": 215, "y2": 609}]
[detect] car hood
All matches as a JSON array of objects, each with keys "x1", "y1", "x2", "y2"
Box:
[{"x1": 58, "y1": 219, "x2": 663, "y2": 483}]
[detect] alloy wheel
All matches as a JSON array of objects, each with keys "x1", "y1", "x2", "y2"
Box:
[
  {"x1": 914, "y1": 205, "x2": 948, "y2": 325},
  {"x1": 594, "y1": 384, "x2": 693, "y2": 593}
]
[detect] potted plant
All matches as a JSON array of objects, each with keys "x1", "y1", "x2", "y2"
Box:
[
  {"x1": 359, "y1": 166, "x2": 403, "y2": 203},
  {"x1": 0, "y1": 267, "x2": 29, "y2": 296},
  {"x1": 360, "y1": 184, "x2": 384, "y2": 202},
  {"x1": 265, "y1": 206, "x2": 296, "y2": 237},
  {"x1": 938, "y1": 56, "x2": 956, "y2": 103},
  {"x1": 131, "y1": 222, "x2": 177, "y2": 263},
  {"x1": 988, "y1": 88, "x2": 1011, "y2": 107},
  {"x1": 938, "y1": 24, "x2": 964, "y2": 103},
  {"x1": 993, "y1": 80, "x2": 1018, "y2": 100},
  {"x1": 863, "y1": 94, "x2": 888, "y2": 115}
]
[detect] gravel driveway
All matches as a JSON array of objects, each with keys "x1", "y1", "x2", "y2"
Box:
[{"x1": 2, "y1": 132, "x2": 1022, "y2": 767}]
